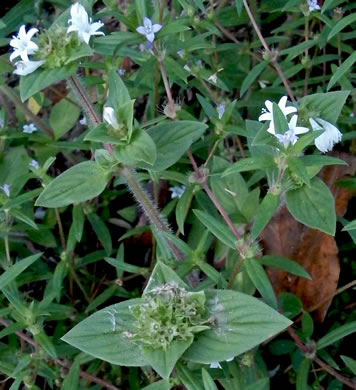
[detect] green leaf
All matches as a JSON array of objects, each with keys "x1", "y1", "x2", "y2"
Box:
[
  {"x1": 114, "y1": 128, "x2": 157, "y2": 166},
  {"x1": 252, "y1": 192, "x2": 280, "y2": 240},
  {"x1": 88, "y1": 214, "x2": 112, "y2": 256},
  {"x1": 143, "y1": 338, "x2": 193, "y2": 379},
  {"x1": 141, "y1": 380, "x2": 171, "y2": 390},
  {"x1": 84, "y1": 123, "x2": 123, "y2": 144},
  {"x1": 9, "y1": 209, "x2": 38, "y2": 229},
  {"x1": 0, "y1": 253, "x2": 42, "y2": 290},
  {"x1": 107, "y1": 69, "x2": 131, "y2": 107},
  {"x1": 184, "y1": 290, "x2": 291, "y2": 363},
  {"x1": 193, "y1": 209, "x2": 236, "y2": 249},
  {"x1": 286, "y1": 177, "x2": 336, "y2": 235},
  {"x1": 287, "y1": 156, "x2": 310, "y2": 187},
  {"x1": 144, "y1": 262, "x2": 189, "y2": 294},
  {"x1": 327, "y1": 52, "x2": 356, "y2": 91},
  {"x1": 301, "y1": 155, "x2": 347, "y2": 169},
  {"x1": 61, "y1": 362, "x2": 79, "y2": 390},
  {"x1": 34, "y1": 331, "x2": 57, "y2": 359},
  {"x1": 222, "y1": 156, "x2": 275, "y2": 176},
  {"x1": 176, "y1": 362, "x2": 203, "y2": 390},
  {"x1": 35, "y1": 161, "x2": 110, "y2": 208},
  {"x1": 327, "y1": 13, "x2": 356, "y2": 41},
  {"x1": 340, "y1": 356, "x2": 356, "y2": 375},
  {"x1": 279, "y1": 292, "x2": 302, "y2": 319},
  {"x1": 62, "y1": 298, "x2": 147, "y2": 366},
  {"x1": 176, "y1": 184, "x2": 194, "y2": 234},
  {"x1": 272, "y1": 103, "x2": 289, "y2": 134},
  {"x1": 72, "y1": 205, "x2": 84, "y2": 242},
  {"x1": 0, "y1": 188, "x2": 42, "y2": 212},
  {"x1": 317, "y1": 321, "x2": 356, "y2": 350},
  {"x1": 301, "y1": 311, "x2": 314, "y2": 339},
  {"x1": 245, "y1": 258, "x2": 278, "y2": 309},
  {"x1": 296, "y1": 358, "x2": 311, "y2": 390},
  {"x1": 260, "y1": 256, "x2": 311, "y2": 279},
  {"x1": 240, "y1": 61, "x2": 267, "y2": 97},
  {"x1": 141, "y1": 121, "x2": 207, "y2": 171},
  {"x1": 20, "y1": 64, "x2": 77, "y2": 102},
  {"x1": 298, "y1": 91, "x2": 349, "y2": 124},
  {"x1": 201, "y1": 368, "x2": 218, "y2": 390},
  {"x1": 49, "y1": 98, "x2": 81, "y2": 140},
  {"x1": 342, "y1": 219, "x2": 356, "y2": 231},
  {"x1": 321, "y1": 0, "x2": 334, "y2": 14}
]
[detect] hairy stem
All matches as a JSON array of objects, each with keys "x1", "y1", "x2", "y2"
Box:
[{"x1": 0, "y1": 85, "x2": 54, "y2": 138}]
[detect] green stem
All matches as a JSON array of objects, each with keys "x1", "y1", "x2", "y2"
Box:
[
  {"x1": 55, "y1": 208, "x2": 66, "y2": 251},
  {"x1": 226, "y1": 256, "x2": 244, "y2": 289},
  {"x1": 4, "y1": 210, "x2": 11, "y2": 264},
  {"x1": 0, "y1": 84, "x2": 54, "y2": 138},
  {"x1": 121, "y1": 166, "x2": 184, "y2": 260}
]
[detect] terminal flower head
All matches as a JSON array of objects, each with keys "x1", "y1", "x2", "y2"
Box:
[
  {"x1": 307, "y1": 0, "x2": 320, "y2": 11},
  {"x1": 23, "y1": 123, "x2": 37, "y2": 133},
  {"x1": 0, "y1": 184, "x2": 10, "y2": 197},
  {"x1": 274, "y1": 114, "x2": 309, "y2": 148},
  {"x1": 136, "y1": 17, "x2": 162, "y2": 43},
  {"x1": 259, "y1": 96, "x2": 297, "y2": 134},
  {"x1": 103, "y1": 107, "x2": 119, "y2": 130},
  {"x1": 67, "y1": 3, "x2": 105, "y2": 45},
  {"x1": 169, "y1": 185, "x2": 186, "y2": 199},
  {"x1": 14, "y1": 59, "x2": 44, "y2": 76},
  {"x1": 10, "y1": 25, "x2": 39, "y2": 62},
  {"x1": 217, "y1": 104, "x2": 226, "y2": 119},
  {"x1": 30, "y1": 159, "x2": 39, "y2": 169},
  {"x1": 309, "y1": 117, "x2": 342, "y2": 153}
]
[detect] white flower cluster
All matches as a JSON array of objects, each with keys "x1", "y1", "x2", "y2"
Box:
[
  {"x1": 259, "y1": 96, "x2": 342, "y2": 153},
  {"x1": 9, "y1": 3, "x2": 104, "y2": 76},
  {"x1": 307, "y1": 0, "x2": 320, "y2": 12}
]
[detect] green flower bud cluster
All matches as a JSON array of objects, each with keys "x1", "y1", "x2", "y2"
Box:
[
  {"x1": 129, "y1": 283, "x2": 209, "y2": 350},
  {"x1": 35, "y1": 25, "x2": 81, "y2": 68}
]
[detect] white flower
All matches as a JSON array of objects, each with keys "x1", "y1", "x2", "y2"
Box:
[
  {"x1": 117, "y1": 67, "x2": 126, "y2": 76},
  {"x1": 67, "y1": 3, "x2": 104, "y2": 45},
  {"x1": 307, "y1": 0, "x2": 320, "y2": 12},
  {"x1": 0, "y1": 184, "x2": 10, "y2": 197},
  {"x1": 177, "y1": 49, "x2": 184, "y2": 58},
  {"x1": 0, "y1": 118, "x2": 4, "y2": 128},
  {"x1": 274, "y1": 115, "x2": 308, "y2": 148},
  {"x1": 79, "y1": 116, "x2": 87, "y2": 125},
  {"x1": 169, "y1": 185, "x2": 186, "y2": 199},
  {"x1": 210, "y1": 362, "x2": 222, "y2": 369},
  {"x1": 208, "y1": 73, "x2": 217, "y2": 84},
  {"x1": 183, "y1": 64, "x2": 191, "y2": 72},
  {"x1": 259, "y1": 96, "x2": 297, "y2": 135},
  {"x1": 9, "y1": 25, "x2": 39, "y2": 62},
  {"x1": 217, "y1": 104, "x2": 225, "y2": 120},
  {"x1": 136, "y1": 17, "x2": 162, "y2": 43},
  {"x1": 14, "y1": 59, "x2": 44, "y2": 76},
  {"x1": 23, "y1": 123, "x2": 37, "y2": 133},
  {"x1": 309, "y1": 118, "x2": 342, "y2": 153},
  {"x1": 29, "y1": 159, "x2": 39, "y2": 169},
  {"x1": 103, "y1": 107, "x2": 119, "y2": 130},
  {"x1": 34, "y1": 208, "x2": 46, "y2": 219}
]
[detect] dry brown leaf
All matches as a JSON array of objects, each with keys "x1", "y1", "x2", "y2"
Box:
[{"x1": 261, "y1": 152, "x2": 356, "y2": 321}]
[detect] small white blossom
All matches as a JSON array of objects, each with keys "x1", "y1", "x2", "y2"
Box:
[
  {"x1": 34, "y1": 208, "x2": 46, "y2": 219},
  {"x1": 196, "y1": 60, "x2": 203, "y2": 68},
  {"x1": 9, "y1": 25, "x2": 39, "y2": 62},
  {"x1": 259, "y1": 96, "x2": 297, "y2": 134},
  {"x1": 169, "y1": 185, "x2": 186, "y2": 199},
  {"x1": 307, "y1": 0, "x2": 320, "y2": 12},
  {"x1": 79, "y1": 116, "x2": 87, "y2": 125},
  {"x1": 273, "y1": 115, "x2": 308, "y2": 148},
  {"x1": 136, "y1": 17, "x2": 162, "y2": 43},
  {"x1": 177, "y1": 49, "x2": 184, "y2": 58},
  {"x1": 103, "y1": 107, "x2": 119, "y2": 130},
  {"x1": 210, "y1": 362, "x2": 222, "y2": 369},
  {"x1": 117, "y1": 67, "x2": 126, "y2": 76},
  {"x1": 0, "y1": 184, "x2": 10, "y2": 197},
  {"x1": 309, "y1": 118, "x2": 342, "y2": 153},
  {"x1": 183, "y1": 64, "x2": 191, "y2": 72},
  {"x1": 217, "y1": 104, "x2": 225, "y2": 120},
  {"x1": 0, "y1": 119, "x2": 4, "y2": 128},
  {"x1": 23, "y1": 123, "x2": 37, "y2": 133},
  {"x1": 208, "y1": 73, "x2": 217, "y2": 84},
  {"x1": 67, "y1": 3, "x2": 105, "y2": 45},
  {"x1": 14, "y1": 59, "x2": 44, "y2": 76},
  {"x1": 30, "y1": 159, "x2": 39, "y2": 169}
]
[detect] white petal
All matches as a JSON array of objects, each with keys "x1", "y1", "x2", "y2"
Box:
[
  {"x1": 9, "y1": 38, "x2": 21, "y2": 49},
  {"x1": 152, "y1": 24, "x2": 162, "y2": 33},
  {"x1": 9, "y1": 50, "x2": 19, "y2": 62},
  {"x1": 289, "y1": 115, "x2": 298, "y2": 128},
  {"x1": 143, "y1": 17, "x2": 152, "y2": 29},
  {"x1": 20, "y1": 52, "x2": 30, "y2": 62},
  {"x1": 258, "y1": 112, "x2": 272, "y2": 122},
  {"x1": 283, "y1": 106, "x2": 297, "y2": 116},
  {"x1": 278, "y1": 96, "x2": 288, "y2": 110},
  {"x1": 309, "y1": 117, "x2": 322, "y2": 131},
  {"x1": 103, "y1": 107, "x2": 119, "y2": 129},
  {"x1": 14, "y1": 60, "x2": 44, "y2": 76},
  {"x1": 146, "y1": 32, "x2": 155, "y2": 42},
  {"x1": 136, "y1": 26, "x2": 146, "y2": 35},
  {"x1": 90, "y1": 21, "x2": 104, "y2": 34},
  {"x1": 67, "y1": 25, "x2": 78, "y2": 34},
  {"x1": 18, "y1": 25, "x2": 27, "y2": 40},
  {"x1": 26, "y1": 27, "x2": 39, "y2": 40},
  {"x1": 294, "y1": 126, "x2": 309, "y2": 135},
  {"x1": 265, "y1": 100, "x2": 273, "y2": 112}
]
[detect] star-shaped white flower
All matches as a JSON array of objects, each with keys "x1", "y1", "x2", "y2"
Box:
[
  {"x1": 67, "y1": 3, "x2": 105, "y2": 45},
  {"x1": 103, "y1": 107, "x2": 119, "y2": 130},
  {"x1": 169, "y1": 185, "x2": 186, "y2": 199},
  {"x1": 9, "y1": 25, "x2": 39, "y2": 62},
  {"x1": 217, "y1": 104, "x2": 225, "y2": 120},
  {"x1": 0, "y1": 184, "x2": 10, "y2": 197},
  {"x1": 259, "y1": 96, "x2": 297, "y2": 134},
  {"x1": 273, "y1": 115, "x2": 309, "y2": 148},
  {"x1": 309, "y1": 118, "x2": 342, "y2": 153},
  {"x1": 23, "y1": 123, "x2": 37, "y2": 133},
  {"x1": 14, "y1": 60, "x2": 44, "y2": 76},
  {"x1": 30, "y1": 159, "x2": 39, "y2": 169},
  {"x1": 307, "y1": 0, "x2": 320, "y2": 12},
  {"x1": 136, "y1": 17, "x2": 162, "y2": 43}
]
